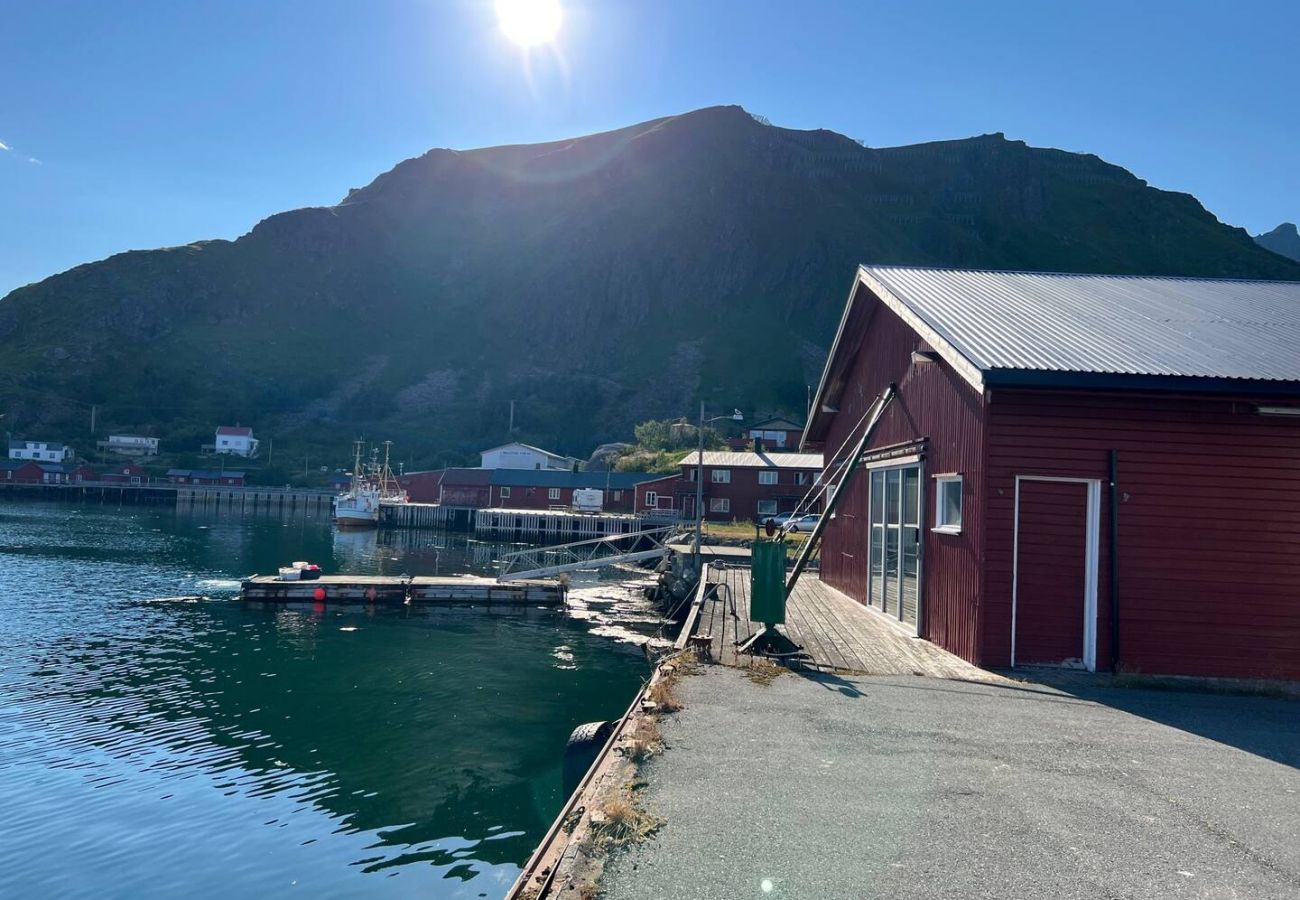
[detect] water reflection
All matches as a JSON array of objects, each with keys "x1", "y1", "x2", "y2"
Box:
[{"x1": 0, "y1": 501, "x2": 650, "y2": 898}]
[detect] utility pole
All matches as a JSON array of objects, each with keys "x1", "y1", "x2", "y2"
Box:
[
  {"x1": 90, "y1": 405, "x2": 97, "y2": 435},
  {"x1": 694, "y1": 400, "x2": 705, "y2": 567}
]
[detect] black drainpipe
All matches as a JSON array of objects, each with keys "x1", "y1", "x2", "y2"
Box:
[{"x1": 1108, "y1": 449, "x2": 1121, "y2": 673}]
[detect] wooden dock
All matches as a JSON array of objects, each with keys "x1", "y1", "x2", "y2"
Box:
[
  {"x1": 474, "y1": 508, "x2": 647, "y2": 541},
  {"x1": 683, "y1": 564, "x2": 1003, "y2": 680},
  {"x1": 379, "y1": 502, "x2": 474, "y2": 530},
  {"x1": 239, "y1": 574, "x2": 563, "y2": 605}
]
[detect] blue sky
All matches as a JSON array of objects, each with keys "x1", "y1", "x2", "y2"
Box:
[{"x1": 2, "y1": 0, "x2": 1297, "y2": 296}]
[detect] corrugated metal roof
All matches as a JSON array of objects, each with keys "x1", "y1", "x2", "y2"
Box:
[
  {"x1": 678, "y1": 451, "x2": 823, "y2": 469},
  {"x1": 861, "y1": 266, "x2": 1300, "y2": 383}
]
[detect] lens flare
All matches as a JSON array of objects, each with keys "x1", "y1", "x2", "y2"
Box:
[{"x1": 495, "y1": 0, "x2": 562, "y2": 47}]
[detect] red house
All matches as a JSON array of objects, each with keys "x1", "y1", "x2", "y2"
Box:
[
  {"x1": 65, "y1": 464, "x2": 98, "y2": 483},
  {"x1": 804, "y1": 265, "x2": 1300, "y2": 681},
  {"x1": 101, "y1": 464, "x2": 147, "y2": 485},
  {"x1": 397, "y1": 468, "x2": 494, "y2": 506},
  {"x1": 634, "y1": 473, "x2": 682, "y2": 516},
  {"x1": 167, "y1": 468, "x2": 246, "y2": 487},
  {"x1": 487, "y1": 470, "x2": 657, "y2": 512},
  {"x1": 0, "y1": 460, "x2": 45, "y2": 483},
  {"x1": 675, "y1": 450, "x2": 823, "y2": 522}
]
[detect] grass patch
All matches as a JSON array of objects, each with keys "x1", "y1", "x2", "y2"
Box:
[
  {"x1": 589, "y1": 796, "x2": 664, "y2": 847},
  {"x1": 745, "y1": 660, "x2": 790, "y2": 685},
  {"x1": 623, "y1": 717, "x2": 663, "y2": 763},
  {"x1": 646, "y1": 677, "x2": 684, "y2": 712}
]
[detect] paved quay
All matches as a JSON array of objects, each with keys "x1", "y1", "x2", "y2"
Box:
[{"x1": 602, "y1": 666, "x2": 1300, "y2": 900}]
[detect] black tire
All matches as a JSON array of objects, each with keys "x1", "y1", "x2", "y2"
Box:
[{"x1": 562, "y1": 720, "x2": 615, "y2": 799}]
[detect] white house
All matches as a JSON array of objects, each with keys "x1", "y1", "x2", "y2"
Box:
[
  {"x1": 479, "y1": 442, "x2": 578, "y2": 471},
  {"x1": 99, "y1": 434, "x2": 159, "y2": 457},
  {"x1": 213, "y1": 426, "x2": 259, "y2": 458},
  {"x1": 9, "y1": 440, "x2": 72, "y2": 462}
]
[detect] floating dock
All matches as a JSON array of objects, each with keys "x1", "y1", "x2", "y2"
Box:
[{"x1": 239, "y1": 574, "x2": 564, "y2": 605}]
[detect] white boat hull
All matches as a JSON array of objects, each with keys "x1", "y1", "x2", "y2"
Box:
[{"x1": 334, "y1": 489, "x2": 380, "y2": 527}]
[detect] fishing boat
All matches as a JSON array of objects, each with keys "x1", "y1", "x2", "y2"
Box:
[{"x1": 333, "y1": 440, "x2": 407, "y2": 528}]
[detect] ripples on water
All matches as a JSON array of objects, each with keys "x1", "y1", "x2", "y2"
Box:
[{"x1": 0, "y1": 501, "x2": 655, "y2": 898}]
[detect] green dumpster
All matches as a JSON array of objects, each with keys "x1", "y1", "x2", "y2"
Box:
[{"x1": 750, "y1": 540, "x2": 787, "y2": 625}]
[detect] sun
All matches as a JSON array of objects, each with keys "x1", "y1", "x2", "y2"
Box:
[{"x1": 495, "y1": 0, "x2": 562, "y2": 48}]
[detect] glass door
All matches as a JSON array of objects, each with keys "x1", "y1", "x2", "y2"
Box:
[{"x1": 867, "y1": 464, "x2": 921, "y2": 628}]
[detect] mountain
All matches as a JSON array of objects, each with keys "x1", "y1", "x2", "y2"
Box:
[
  {"x1": 3, "y1": 105, "x2": 1298, "y2": 469},
  {"x1": 1254, "y1": 223, "x2": 1300, "y2": 263}
]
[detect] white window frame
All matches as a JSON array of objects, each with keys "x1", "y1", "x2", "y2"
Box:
[
  {"x1": 644, "y1": 491, "x2": 658, "y2": 507},
  {"x1": 757, "y1": 499, "x2": 778, "y2": 516},
  {"x1": 933, "y1": 474, "x2": 963, "y2": 534},
  {"x1": 758, "y1": 470, "x2": 778, "y2": 485},
  {"x1": 500, "y1": 486, "x2": 512, "y2": 499},
  {"x1": 709, "y1": 497, "x2": 730, "y2": 513},
  {"x1": 548, "y1": 487, "x2": 561, "y2": 500},
  {"x1": 710, "y1": 469, "x2": 731, "y2": 484}
]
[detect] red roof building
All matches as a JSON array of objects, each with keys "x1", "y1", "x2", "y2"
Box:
[
  {"x1": 804, "y1": 265, "x2": 1300, "y2": 681},
  {"x1": 674, "y1": 450, "x2": 823, "y2": 522}
]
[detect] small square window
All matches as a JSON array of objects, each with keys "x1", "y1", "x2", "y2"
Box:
[
  {"x1": 711, "y1": 469, "x2": 731, "y2": 484},
  {"x1": 500, "y1": 486, "x2": 512, "y2": 499},
  {"x1": 758, "y1": 470, "x2": 778, "y2": 485},
  {"x1": 709, "y1": 497, "x2": 730, "y2": 513},
  {"x1": 644, "y1": 491, "x2": 658, "y2": 507},
  {"x1": 757, "y1": 499, "x2": 778, "y2": 516},
  {"x1": 934, "y1": 475, "x2": 962, "y2": 533},
  {"x1": 795, "y1": 472, "x2": 811, "y2": 485},
  {"x1": 548, "y1": 487, "x2": 561, "y2": 500}
]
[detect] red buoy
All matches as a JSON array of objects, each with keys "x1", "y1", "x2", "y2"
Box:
[{"x1": 314, "y1": 587, "x2": 326, "y2": 602}]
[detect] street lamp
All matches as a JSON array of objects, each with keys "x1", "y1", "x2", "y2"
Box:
[{"x1": 674, "y1": 402, "x2": 743, "y2": 573}]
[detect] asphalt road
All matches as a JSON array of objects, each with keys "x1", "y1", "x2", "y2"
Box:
[{"x1": 601, "y1": 667, "x2": 1300, "y2": 900}]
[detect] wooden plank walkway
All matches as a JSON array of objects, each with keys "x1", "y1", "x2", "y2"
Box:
[{"x1": 692, "y1": 565, "x2": 1005, "y2": 681}]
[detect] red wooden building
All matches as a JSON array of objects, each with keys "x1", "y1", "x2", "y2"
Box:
[
  {"x1": 101, "y1": 464, "x2": 147, "y2": 485},
  {"x1": 397, "y1": 468, "x2": 494, "y2": 506},
  {"x1": 804, "y1": 265, "x2": 1300, "y2": 681},
  {"x1": 166, "y1": 468, "x2": 246, "y2": 487},
  {"x1": 634, "y1": 473, "x2": 682, "y2": 516},
  {"x1": 0, "y1": 460, "x2": 45, "y2": 483},
  {"x1": 675, "y1": 450, "x2": 823, "y2": 522},
  {"x1": 486, "y1": 470, "x2": 658, "y2": 512}
]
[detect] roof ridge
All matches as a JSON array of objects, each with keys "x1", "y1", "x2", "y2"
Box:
[{"x1": 860, "y1": 263, "x2": 1300, "y2": 287}]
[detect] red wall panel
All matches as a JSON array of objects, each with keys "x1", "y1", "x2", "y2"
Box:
[{"x1": 985, "y1": 390, "x2": 1300, "y2": 680}]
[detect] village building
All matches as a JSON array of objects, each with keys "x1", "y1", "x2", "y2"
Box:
[
  {"x1": 634, "y1": 473, "x2": 683, "y2": 516},
  {"x1": 674, "y1": 450, "x2": 823, "y2": 522},
  {"x1": 479, "y1": 442, "x2": 579, "y2": 471},
  {"x1": 166, "y1": 468, "x2": 246, "y2": 487},
  {"x1": 399, "y1": 468, "x2": 493, "y2": 506},
  {"x1": 0, "y1": 460, "x2": 45, "y2": 483},
  {"x1": 210, "y1": 426, "x2": 259, "y2": 458},
  {"x1": 486, "y1": 470, "x2": 658, "y2": 512},
  {"x1": 100, "y1": 464, "x2": 147, "y2": 485},
  {"x1": 98, "y1": 434, "x2": 159, "y2": 457},
  {"x1": 803, "y1": 265, "x2": 1300, "y2": 681},
  {"x1": 728, "y1": 417, "x2": 805, "y2": 450},
  {"x1": 8, "y1": 439, "x2": 72, "y2": 462}
]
